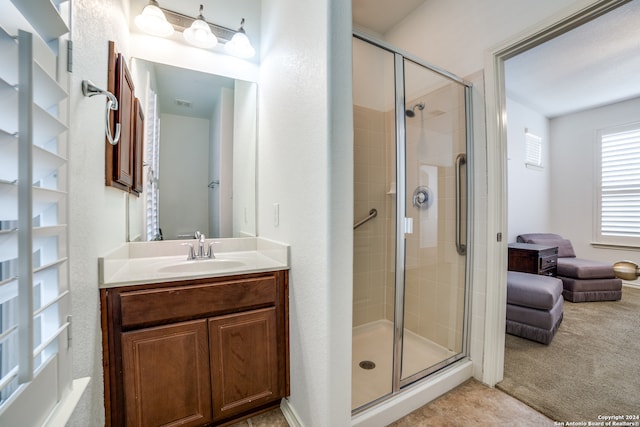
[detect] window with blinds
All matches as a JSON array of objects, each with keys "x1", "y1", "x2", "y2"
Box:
[
  {"x1": 525, "y1": 129, "x2": 542, "y2": 168},
  {"x1": 0, "y1": 1, "x2": 71, "y2": 424},
  {"x1": 145, "y1": 89, "x2": 161, "y2": 240},
  {"x1": 598, "y1": 123, "x2": 640, "y2": 243}
]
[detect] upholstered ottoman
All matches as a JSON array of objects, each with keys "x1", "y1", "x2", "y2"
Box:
[
  {"x1": 557, "y1": 258, "x2": 622, "y2": 302},
  {"x1": 506, "y1": 271, "x2": 564, "y2": 345}
]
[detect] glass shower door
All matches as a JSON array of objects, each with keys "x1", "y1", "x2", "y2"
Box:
[
  {"x1": 352, "y1": 33, "x2": 471, "y2": 412},
  {"x1": 352, "y1": 36, "x2": 397, "y2": 409},
  {"x1": 398, "y1": 58, "x2": 469, "y2": 384}
]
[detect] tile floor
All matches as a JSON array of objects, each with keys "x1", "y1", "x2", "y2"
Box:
[{"x1": 232, "y1": 378, "x2": 554, "y2": 426}]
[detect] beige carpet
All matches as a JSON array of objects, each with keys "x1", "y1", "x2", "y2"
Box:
[{"x1": 497, "y1": 286, "x2": 640, "y2": 423}]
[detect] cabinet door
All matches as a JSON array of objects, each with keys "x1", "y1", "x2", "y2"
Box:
[
  {"x1": 122, "y1": 320, "x2": 212, "y2": 427},
  {"x1": 105, "y1": 41, "x2": 136, "y2": 191},
  {"x1": 209, "y1": 307, "x2": 280, "y2": 421},
  {"x1": 113, "y1": 53, "x2": 135, "y2": 187},
  {"x1": 132, "y1": 97, "x2": 144, "y2": 195}
]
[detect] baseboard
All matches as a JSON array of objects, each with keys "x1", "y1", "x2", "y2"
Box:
[
  {"x1": 280, "y1": 398, "x2": 304, "y2": 427},
  {"x1": 43, "y1": 377, "x2": 91, "y2": 427},
  {"x1": 622, "y1": 281, "x2": 640, "y2": 290}
]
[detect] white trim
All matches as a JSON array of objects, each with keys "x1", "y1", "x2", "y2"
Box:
[
  {"x1": 42, "y1": 377, "x2": 90, "y2": 427},
  {"x1": 482, "y1": 0, "x2": 627, "y2": 387},
  {"x1": 280, "y1": 397, "x2": 304, "y2": 427},
  {"x1": 622, "y1": 282, "x2": 640, "y2": 290},
  {"x1": 482, "y1": 40, "x2": 507, "y2": 388}
]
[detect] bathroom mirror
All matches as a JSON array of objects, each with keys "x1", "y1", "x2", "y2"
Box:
[{"x1": 128, "y1": 58, "x2": 257, "y2": 241}]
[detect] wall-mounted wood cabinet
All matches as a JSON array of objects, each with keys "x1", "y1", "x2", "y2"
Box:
[
  {"x1": 100, "y1": 270, "x2": 290, "y2": 426},
  {"x1": 106, "y1": 41, "x2": 144, "y2": 195}
]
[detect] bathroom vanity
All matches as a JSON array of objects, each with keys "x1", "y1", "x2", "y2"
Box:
[{"x1": 99, "y1": 238, "x2": 289, "y2": 426}]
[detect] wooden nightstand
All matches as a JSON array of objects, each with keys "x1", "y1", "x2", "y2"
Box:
[{"x1": 508, "y1": 243, "x2": 558, "y2": 276}]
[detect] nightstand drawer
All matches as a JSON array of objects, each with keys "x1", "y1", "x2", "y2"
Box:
[{"x1": 540, "y1": 255, "x2": 557, "y2": 270}]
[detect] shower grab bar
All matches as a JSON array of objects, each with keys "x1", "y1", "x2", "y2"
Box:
[
  {"x1": 455, "y1": 154, "x2": 467, "y2": 255},
  {"x1": 353, "y1": 208, "x2": 377, "y2": 230}
]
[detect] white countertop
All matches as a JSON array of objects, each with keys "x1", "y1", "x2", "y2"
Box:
[{"x1": 98, "y1": 237, "x2": 290, "y2": 288}]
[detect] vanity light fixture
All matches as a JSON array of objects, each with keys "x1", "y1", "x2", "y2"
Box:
[
  {"x1": 134, "y1": 3, "x2": 255, "y2": 57},
  {"x1": 183, "y1": 4, "x2": 218, "y2": 49},
  {"x1": 134, "y1": 0, "x2": 174, "y2": 37},
  {"x1": 224, "y1": 18, "x2": 256, "y2": 58}
]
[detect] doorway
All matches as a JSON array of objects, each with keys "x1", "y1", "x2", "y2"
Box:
[{"x1": 484, "y1": 0, "x2": 633, "y2": 387}]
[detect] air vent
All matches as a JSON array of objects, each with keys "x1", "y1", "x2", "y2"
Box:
[{"x1": 175, "y1": 99, "x2": 192, "y2": 108}]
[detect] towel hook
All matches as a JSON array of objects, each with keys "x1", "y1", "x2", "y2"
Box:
[{"x1": 82, "y1": 80, "x2": 121, "y2": 145}]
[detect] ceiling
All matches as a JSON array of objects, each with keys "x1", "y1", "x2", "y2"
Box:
[
  {"x1": 144, "y1": 60, "x2": 235, "y2": 118},
  {"x1": 505, "y1": 0, "x2": 640, "y2": 118},
  {"x1": 352, "y1": 0, "x2": 425, "y2": 34}
]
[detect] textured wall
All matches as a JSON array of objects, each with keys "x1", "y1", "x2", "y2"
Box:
[
  {"x1": 258, "y1": 0, "x2": 352, "y2": 425},
  {"x1": 506, "y1": 98, "x2": 551, "y2": 243},
  {"x1": 159, "y1": 114, "x2": 210, "y2": 239},
  {"x1": 68, "y1": 0, "x2": 130, "y2": 425}
]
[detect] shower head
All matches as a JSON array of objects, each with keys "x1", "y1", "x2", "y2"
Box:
[{"x1": 405, "y1": 102, "x2": 425, "y2": 118}]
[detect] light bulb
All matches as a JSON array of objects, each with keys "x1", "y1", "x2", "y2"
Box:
[
  {"x1": 224, "y1": 20, "x2": 255, "y2": 58},
  {"x1": 134, "y1": 1, "x2": 174, "y2": 37},
  {"x1": 183, "y1": 5, "x2": 218, "y2": 49}
]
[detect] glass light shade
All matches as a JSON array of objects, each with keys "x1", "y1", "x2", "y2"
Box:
[
  {"x1": 183, "y1": 19, "x2": 218, "y2": 49},
  {"x1": 134, "y1": 4, "x2": 174, "y2": 37},
  {"x1": 224, "y1": 31, "x2": 255, "y2": 59}
]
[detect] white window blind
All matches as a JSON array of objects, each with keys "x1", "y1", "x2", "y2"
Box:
[
  {"x1": 0, "y1": 1, "x2": 71, "y2": 425},
  {"x1": 599, "y1": 124, "x2": 640, "y2": 241},
  {"x1": 145, "y1": 90, "x2": 161, "y2": 240},
  {"x1": 525, "y1": 129, "x2": 542, "y2": 168}
]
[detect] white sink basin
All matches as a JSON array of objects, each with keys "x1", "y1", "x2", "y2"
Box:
[{"x1": 158, "y1": 259, "x2": 246, "y2": 274}]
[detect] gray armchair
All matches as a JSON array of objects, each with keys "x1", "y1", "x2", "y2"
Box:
[{"x1": 517, "y1": 233, "x2": 622, "y2": 302}]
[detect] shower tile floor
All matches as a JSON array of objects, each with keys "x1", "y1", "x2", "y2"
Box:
[{"x1": 352, "y1": 319, "x2": 455, "y2": 410}]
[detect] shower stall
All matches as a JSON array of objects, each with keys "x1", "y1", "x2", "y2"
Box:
[{"x1": 352, "y1": 33, "x2": 472, "y2": 411}]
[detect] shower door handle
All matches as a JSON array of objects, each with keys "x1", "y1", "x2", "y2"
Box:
[{"x1": 455, "y1": 153, "x2": 467, "y2": 255}]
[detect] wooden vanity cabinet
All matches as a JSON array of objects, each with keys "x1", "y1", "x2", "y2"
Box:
[{"x1": 100, "y1": 270, "x2": 289, "y2": 427}]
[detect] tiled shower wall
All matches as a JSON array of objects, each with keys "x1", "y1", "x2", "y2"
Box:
[
  {"x1": 353, "y1": 105, "x2": 393, "y2": 327},
  {"x1": 354, "y1": 82, "x2": 467, "y2": 354}
]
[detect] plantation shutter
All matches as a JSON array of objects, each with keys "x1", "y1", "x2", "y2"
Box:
[
  {"x1": 600, "y1": 125, "x2": 640, "y2": 238},
  {"x1": 0, "y1": 0, "x2": 72, "y2": 424},
  {"x1": 525, "y1": 130, "x2": 542, "y2": 168},
  {"x1": 145, "y1": 89, "x2": 161, "y2": 240}
]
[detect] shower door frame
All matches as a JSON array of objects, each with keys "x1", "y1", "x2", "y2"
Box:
[{"x1": 353, "y1": 30, "x2": 475, "y2": 411}]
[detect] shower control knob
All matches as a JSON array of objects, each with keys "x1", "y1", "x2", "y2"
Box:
[{"x1": 412, "y1": 186, "x2": 431, "y2": 209}]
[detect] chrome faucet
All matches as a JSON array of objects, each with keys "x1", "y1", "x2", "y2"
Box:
[{"x1": 184, "y1": 231, "x2": 215, "y2": 260}]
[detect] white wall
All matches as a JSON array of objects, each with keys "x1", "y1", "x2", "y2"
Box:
[
  {"x1": 68, "y1": 0, "x2": 130, "y2": 425},
  {"x1": 218, "y1": 87, "x2": 234, "y2": 237},
  {"x1": 210, "y1": 94, "x2": 221, "y2": 237},
  {"x1": 550, "y1": 96, "x2": 640, "y2": 267},
  {"x1": 233, "y1": 80, "x2": 257, "y2": 237},
  {"x1": 506, "y1": 97, "x2": 551, "y2": 243},
  {"x1": 159, "y1": 114, "x2": 210, "y2": 239},
  {"x1": 258, "y1": 0, "x2": 352, "y2": 425}
]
